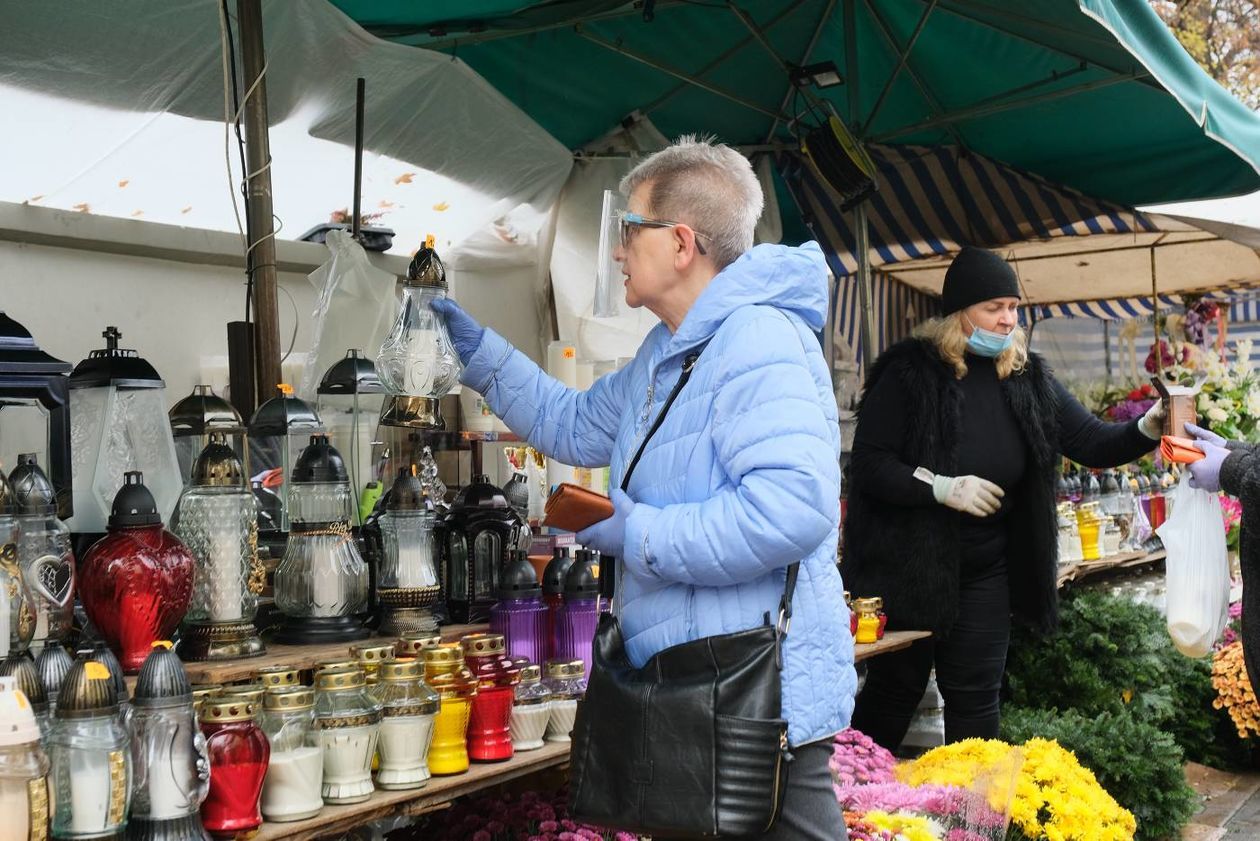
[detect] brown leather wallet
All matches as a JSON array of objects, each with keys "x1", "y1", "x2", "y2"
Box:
[
  {"x1": 1161, "y1": 435, "x2": 1206, "y2": 464},
  {"x1": 543, "y1": 483, "x2": 614, "y2": 532}
]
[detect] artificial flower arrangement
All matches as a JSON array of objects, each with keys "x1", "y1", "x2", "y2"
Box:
[
  {"x1": 1153, "y1": 335, "x2": 1260, "y2": 442},
  {"x1": 1212, "y1": 640, "x2": 1260, "y2": 740}
]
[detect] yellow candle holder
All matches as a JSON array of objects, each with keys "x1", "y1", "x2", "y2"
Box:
[{"x1": 423, "y1": 645, "x2": 478, "y2": 775}]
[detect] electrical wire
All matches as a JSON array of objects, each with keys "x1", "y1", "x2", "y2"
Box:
[{"x1": 277, "y1": 281, "x2": 300, "y2": 363}]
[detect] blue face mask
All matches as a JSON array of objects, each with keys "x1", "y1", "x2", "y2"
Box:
[{"x1": 964, "y1": 316, "x2": 1015, "y2": 357}]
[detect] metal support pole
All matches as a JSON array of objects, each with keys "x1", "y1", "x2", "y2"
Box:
[
  {"x1": 237, "y1": 0, "x2": 281, "y2": 402},
  {"x1": 353, "y1": 77, "x2": 365, "y2": 240},
  {"x1": 844, "y1": 0, "x2": 877, "y2": 375}
]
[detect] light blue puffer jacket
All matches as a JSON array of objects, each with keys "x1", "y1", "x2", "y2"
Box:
[{"x1": 460, "y1": 241, "x2": 855, "y2": 745}]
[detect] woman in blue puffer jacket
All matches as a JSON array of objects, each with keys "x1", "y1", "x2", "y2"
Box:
[{"x1": 433, "y1": 137, "x2": 854, "y2": 841}]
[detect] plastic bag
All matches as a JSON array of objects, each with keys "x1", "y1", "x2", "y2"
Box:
[
  {"x1": 1156, "y1": 474, "x2": 1230, "y2": 657},
  {"x1": 297, "y1": 229, "x2": 398, "y2": 403}
]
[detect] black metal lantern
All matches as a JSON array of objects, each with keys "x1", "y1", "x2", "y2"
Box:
[
  {"x1": 439, "y1": 475, "x2": 526, "y2": 624},
  {"x1": 0, "y1": 312, "x2": 72, "y2": 520},
  {"x1": 169, "y1": 384, "x2": 248, "y2": 487}
]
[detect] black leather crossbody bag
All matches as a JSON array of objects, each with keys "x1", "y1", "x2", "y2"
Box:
[{"x1": 568, "y1": 348, "x2": 796, "y2": 838}]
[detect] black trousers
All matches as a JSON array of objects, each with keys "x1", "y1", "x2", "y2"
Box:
[{"x1": 850, "y1": 560, "x2": 1011, "y2": 751}]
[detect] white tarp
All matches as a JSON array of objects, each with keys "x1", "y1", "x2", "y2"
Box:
[{"x1": 0, "y1": 0, "x2": 572, "y2": 260}]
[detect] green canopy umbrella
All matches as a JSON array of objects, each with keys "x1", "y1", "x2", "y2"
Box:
[{"x1": 332, "y1": 0, "x2": 1260, "y2": 207}]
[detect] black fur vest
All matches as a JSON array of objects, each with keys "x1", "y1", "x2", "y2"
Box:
[{"x1": 840, "y1": 339, "x2": 1061, "y2": 635}]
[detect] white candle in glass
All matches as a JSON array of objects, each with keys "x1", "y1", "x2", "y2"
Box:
[
  {"x1": 68, "y1": 749, "x2": 112, "y2": 833},
  {"x1": 207, "y1": 523, "x2": 243, "y2": 623},
  {"x1": 0, "y1": 778, "x2": 32, "y2": 840}
]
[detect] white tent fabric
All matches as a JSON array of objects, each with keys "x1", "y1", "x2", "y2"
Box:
[{"x1": 0, "y1": 0, "x2": 572, "y2": 259}]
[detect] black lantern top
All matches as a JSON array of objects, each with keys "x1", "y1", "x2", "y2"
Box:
[
  {"x1": 9, "y1": 453, "x2": 55, "y2": 516},
  {"x1": 170, "y1": 385, "x2": 244, "y2": 436},
  {"x1": 385, "y1": 467, "x2": 430, "y2": 512},
  {"x1": 69, "y1": 326, "x2": 163, "y2": 390},
  {"x1": 291, "y1": 434, "x2": 349, "y2": 484},
  {"x1": 248, "y1": 385, "x2": 323, "y2": 437},
  {"x1": 318, "y1": 350, "x2": 384, "y2": 396},
  {"x1": 403, "y1": 235, "x2": 447, "y2": 289},
  {"x1": 132, "y1": 645, "x2": 192, "y2": 706},
  {"x1": 0, "y1": 312, "x2": 71, "y2": 375},
  {"x1": 452, "y1": 474, "x2": 513, "y2": 512},
  {"x1": 108, "y1": 471, "x2": 162, "y2": 528}
]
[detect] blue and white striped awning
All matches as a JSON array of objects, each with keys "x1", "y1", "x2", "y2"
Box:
[{"x1": 781, "y1": 145, "x2": 1158, "y2": 278}]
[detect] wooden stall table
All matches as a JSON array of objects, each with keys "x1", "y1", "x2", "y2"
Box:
[{"x1": 854, "y1": 630, "x2": 931, "y2": 662}]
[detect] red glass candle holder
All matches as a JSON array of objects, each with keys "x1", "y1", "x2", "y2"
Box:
[
  {"x1": 200, "y1": 698, "x2": 270, "y2": 838},
  {"x1": 459, "y1": 633, "x2": 520, "y2": 762}
]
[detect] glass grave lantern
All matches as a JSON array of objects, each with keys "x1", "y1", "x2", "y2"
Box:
[
  {"x1": 173, "y1": 434, "x2": 267, "y2": 662},
  {"x1": 246, "y1": 384, "x2": 323, "y2": 540},
  {"x1": 377, "y1": 236, "x2": 463, "y2": 431},
  {"x1": 66, "y1": 326, "x2": 182, "y2": 553},
  {"x1": 271, "y1": 434, "x2": 370, "y2": 644},
  {"x1": 0, "y1": 312, "x2": 72, "y2": 521},
  {"x1": 375, "y1": 467, "x2": 440, "y2": 637},
  {"x1": 169, "y1": 384, "x2": 248, "y2": 489},
  {"x1": 9, "y1": 454, "x2": 75, "y2": 650},
  {"x1": 440, "y1": 475, "x2": 527, "y2": 624},
  {"x1": 316, "y1": 350, "x2": 386, "y2": 524}
]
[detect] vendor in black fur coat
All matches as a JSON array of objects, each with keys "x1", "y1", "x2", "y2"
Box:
[{"x1": 842, "y1": 247, "x2": 1163, "y2": 751}]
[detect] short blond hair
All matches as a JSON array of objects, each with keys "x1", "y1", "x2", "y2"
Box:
[{"x1": 914, "y1": 313, "x2": 1028, "y2": 379}]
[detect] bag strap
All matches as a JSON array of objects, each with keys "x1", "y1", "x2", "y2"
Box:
[{"x1": 604, "y1": 346, "x2": 800, "y2": 642}]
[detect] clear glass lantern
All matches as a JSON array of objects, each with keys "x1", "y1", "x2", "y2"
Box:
[
  {"x1": 272, "y1": 435, "x2": 370, "y2": 644},
  {"x1": 376, "y1": 467, "x2": 440, "y2": 637},
  {"x1": 0, "y1": 476, "x2": 36, "y2": 659},
  {"x1": 246, "y1": 384, "x2": 324, "y2": 538},
  {"x1": 9, "y1": 454, "x2": 75, "y2": 650},
  {"x1": 316, "y1": 350, "x2": 386, "y2": 524},
  {"x1": 173, "y1": 434, "x2": 266, "y2": 661},
  {"x1": 169, "y1": 384, "x2": 248, "y2": 489},
  {"x1": 0, "y1": 312, "x2": 73, "y2": 522},
  {"x1": 66, "y1": 326, "x2": 182, "y2": 551},
  {"x1": 376, "y1": 237, "x2": 462, "y2": 431}
]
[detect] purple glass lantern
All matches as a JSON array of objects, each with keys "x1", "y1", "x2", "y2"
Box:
[
  {"x1": 489, "y1": 551, "x2": 547, "y2": 666},
  {"x1": 540, "y1": 547, "x2": 573, "y2": 663},
  {"x1": 553, "y1": 551, "x2": 599, "y2": 681}
]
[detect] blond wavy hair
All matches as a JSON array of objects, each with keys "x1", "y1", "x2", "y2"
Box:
[{"x1": 914, "y1": 312, "x2": 1029, "y2": 379}]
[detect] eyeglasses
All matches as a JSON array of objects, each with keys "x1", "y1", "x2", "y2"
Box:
[{"x1": 619, "y1": 212, "x2": 709, "y2": 255}]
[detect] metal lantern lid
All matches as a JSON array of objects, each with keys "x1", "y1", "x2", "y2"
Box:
[
  {"x1": 68, "y1": 326, "x2": 164, "y2": 389},
  {"x1": 402, "y1": 235, "x2": 447, "y2": 290},
  {"x1": 563, "y1": 552, "x2": 600, "y2": 598},
  {"x1": 291, "y1": 434, "x2": 349, "y2": 484},
  {"x1": 80, "y1": 641, "x2": 129, "y2": 705},
  {"x1": 500, "y1": 550, "x2": 541, "y2": 599},
  {"x1": 460, "y1": 632, "x2": 506, "y2": 657},
  {"x1": 545, "y1": 659, "x2": 585, "y2": 679},
  {"x1": 351, "y1": 644, "x2": 396, "y2": 665},
  {"x1": 190, "y1": 433, "x2": 246, "y2": 488},
  {"x1": 133, "y1": 645, "x2": 192, "y2": 707},
  {"x1": 0, "y1": 653, "x2": 47, "y2": 713},
  {"x1": 0, "y1": 312, "x2": 71, "y2": 375},
  {"x1": 384, "y1": 467, "x2": 430, "y2": 513},
  {"x1": 108, "y1": 471, "x2": 162, "y2": 528},
  {"x1": 35, "y1": 642, "x2": 73, "y2": 701},
  {"x1": 452, "y1": 475, "x2": 512, "y2": 511},
  {"x1": 56, "y1": 658, "x2": 120, "y2": 718},
  {"x1": 8, "y1": 454, "x2": 56, "y2": 515},
  {"x1": 263, "y1": 686, "x2": 315, "y2": 711},
  {"x1": 255, "y1": 667, "x2": 300, "y2": 689},
  {"x1": 247, "y1": 385, "x2": 322, "y2": 437},
  {"x1": 318, "y1": 350, "x2": 384, "y2": 395},
  {"x1": 202, "y1": 697, "x2": 258, "y2": 723},
  {"x1": 169, "y1": 385, "x2": 244, "y2": 436}
]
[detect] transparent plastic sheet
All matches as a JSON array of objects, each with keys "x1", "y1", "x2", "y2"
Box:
[
  {"x1": 593, "y1": 190, "x2": 627, "y2": 318},
  {"x1": 297, "y1": 230, "x2": 397, "y2": 404},
  {"x1": 1157, "y1": 473, "x2": 1230, "y2": 657}
]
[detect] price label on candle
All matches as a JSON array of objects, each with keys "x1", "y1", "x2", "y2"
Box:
[{"x1": 84, "y1": 662, "x2": 111, "y2": 680}]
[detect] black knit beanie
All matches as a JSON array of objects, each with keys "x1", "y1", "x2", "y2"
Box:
[{"x1": 941, "y1": 247, "x2": 1020, "y2": 314}]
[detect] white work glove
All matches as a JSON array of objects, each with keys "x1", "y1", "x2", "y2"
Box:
[
  {"x1": 1137, "y1": 399, "x2": 1167, "y2": 440},
  {"x1": 931, "y1": 474, "x2": 1005, "y2": 517}
]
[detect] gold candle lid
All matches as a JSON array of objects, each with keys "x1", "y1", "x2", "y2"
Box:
[
  {"x1": 545, "y1": 659, "x2": 584, "y2": 679},
  {"x1": 379, "y1": 661, "x2": 422, "y2": 682},
  {"x1": 422, "y1": 646, "x2": 465, "y2": 668},
  {"x1": 396, "y1": 634, "x2": 442, "y2": 656},
  {"x1": 315, "y1": 659, "x2": 361, "y2": 674},
  {"x1": 262, "y1": 686, "x2": 315, "y2": 711},
  {"x1": 219, "y1": 683, "x2": 267, "y2": 704},
  {"x1": 202, "y1": 697, "x2": 259, "y2": 723},
  {"x1": 868, "y1": 597, "x2": 883, "y2": 611},
  {"x1": 518, "y1": 664, "x2": 542, "y2": 683},
  {"x1": 853, "y1": 598, "x2": 880, "y2": 614},
  {"x1": 459, "y1": 633, "x2": 506, "y2": 656},
  {"x1": 255, "y1": 666, "x2": 300, "y2": 688},
  {"x1": 351, "y1": 644, "x2": 397, "y2": 664},
  {"x1": 316, "y1": 668, "x2": 366, "y2": 691},
  {"x1": 190, "y1": 684, "x2": 224, "y2": 699}
]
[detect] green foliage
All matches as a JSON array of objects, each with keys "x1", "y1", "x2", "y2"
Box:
[
  {"x1": 1001, "y1": 706, "x2": 1198, "y2": 841},
  {"x1": 1005, "y1": 590, "x2": 1246, "y2": 768}
]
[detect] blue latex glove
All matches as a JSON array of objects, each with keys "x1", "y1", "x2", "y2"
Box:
[
  {"x1": 430, "y1": 298, "x2": 485, "y2": 365},
  {"x1": 1188, "y1": 439, "x2": 1230, "y2": 493},
  {"x1": 575, "y1": 489, "x2": 634, "y2": 558},
  {"x1": 1185, "y1": 422, "x2": 1227, "y2": 448}
]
